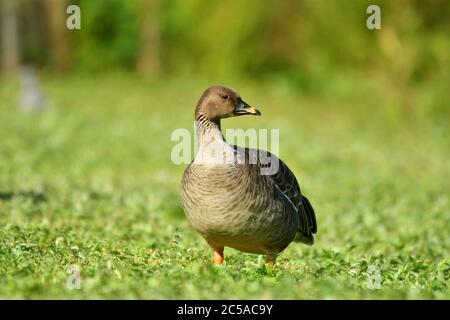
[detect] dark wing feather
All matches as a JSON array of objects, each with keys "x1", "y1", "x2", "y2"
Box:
[
  {"x1": 268, "y1": 155, "x2": 317, "y2": 242},
  {"x1": 237, "y1": 147, "x2": 317, "y2": 243}
]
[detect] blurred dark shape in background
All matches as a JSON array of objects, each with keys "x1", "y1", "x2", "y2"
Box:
[
  {"x1": 19, "y1": 64, "x2": 47, "y2": 113},
  {"x1": 1, "y1": 0, "x2": 20, "y2": 73},
  {"x1": 0, "y1": 0, "x2": 449, "y2": 116}
]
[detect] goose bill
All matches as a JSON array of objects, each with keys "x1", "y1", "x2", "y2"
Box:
[{"x1": 235, "y1": 99, "x2": 261, "y2": 116}]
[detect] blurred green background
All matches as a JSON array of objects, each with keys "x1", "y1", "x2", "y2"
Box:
[
  {"x1": 3, "y1": 0, "x2": 449, "y2": 118},
  {"x1": 3, "y1": 0, "x2": 449, "y2": 100},
  {"x1": 0, "y1": 0, "x2": 449, "y2": 299}
]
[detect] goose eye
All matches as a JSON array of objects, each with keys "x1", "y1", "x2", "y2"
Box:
[{"x1": 221, "y1": 94, "x2": 229, "y2": 100}]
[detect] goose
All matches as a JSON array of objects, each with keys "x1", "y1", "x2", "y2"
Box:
[{"x1": 181, "y1": 85, "x2": 316, "y2": 265}]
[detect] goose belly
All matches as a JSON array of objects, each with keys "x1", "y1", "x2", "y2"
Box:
[{"x1": 181, "y1": 169, "x2": 298, "y2": 253}]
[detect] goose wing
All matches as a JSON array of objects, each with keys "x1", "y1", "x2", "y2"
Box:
[
  {"x1": 237, "y1": 147, "x2": 317, "y2": 244},
  {"x1": 268, "y1": 156, "x2": 317, "y2": 244}
]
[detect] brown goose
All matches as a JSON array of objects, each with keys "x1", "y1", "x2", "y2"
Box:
[{"x1": 181, "y1": 85, "x2": 316, "y2": 265}]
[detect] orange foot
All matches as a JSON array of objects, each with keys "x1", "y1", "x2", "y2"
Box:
[
  {"x1": 213, "y1": 248, "x2": 224, "y2": 265},
  {"x1": 264, "y1": 256, "x2": 276, "y2": 267}
]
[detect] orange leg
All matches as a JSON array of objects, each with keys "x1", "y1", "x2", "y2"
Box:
[
  {"x1": 264, "y1": 255, "x2": 276, "y2": 267},
  {"x1": 213, "y1": 248, "x2": 224, "y2": 265}
]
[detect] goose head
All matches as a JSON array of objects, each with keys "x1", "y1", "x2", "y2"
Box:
[{"x1": 195, "y1": 85, "x2": 261, "y2": 122}]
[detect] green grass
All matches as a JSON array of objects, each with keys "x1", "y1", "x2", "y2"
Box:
[{"x1": 0, "y1": 72, "x2": 449, "y2": 299}]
